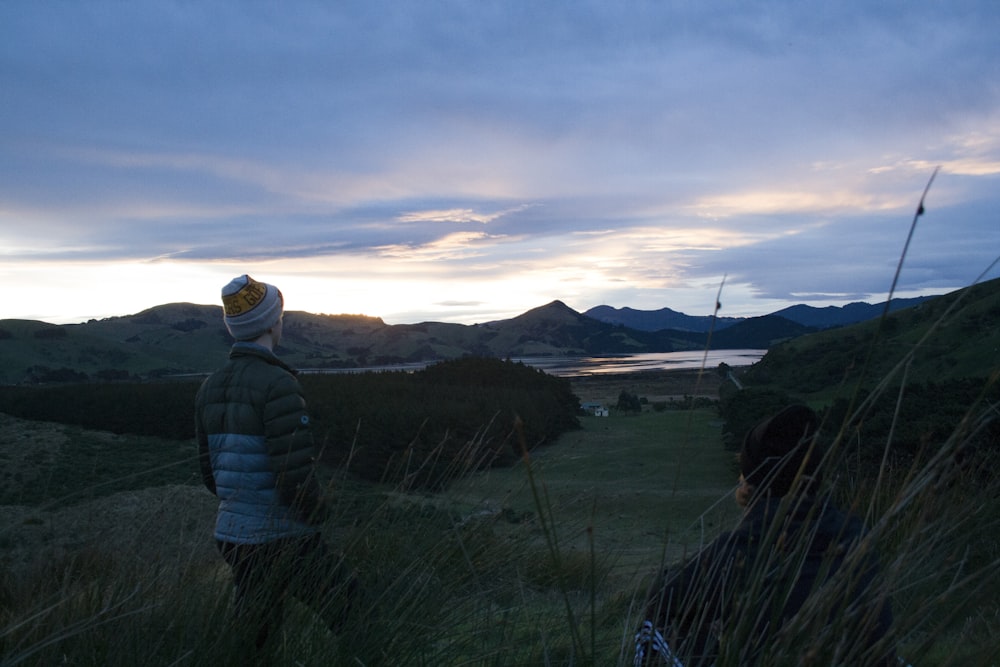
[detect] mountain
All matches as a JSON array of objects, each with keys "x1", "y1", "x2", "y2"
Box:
[
  {"x1": 708, "y1": 315, "x2": 817, "y2": 349},
  {"x1": 585, "y1": 295, "x2": 937, "y2": 332},
  {"x1": 769, "y1": 296, "x2": 935, "y2": 329},
  {"x1": 0, "y1": 298, "x2": 816, "y2": 384},
  {"x1": 490, "y1": 300, "x2": 691, "y2": 355},
  {"x1": 582, "y1": 305, "x2": 741, "y2": 332},
  {"x1": 2, "y1": 281, "x2": 976, "y2": 385}
]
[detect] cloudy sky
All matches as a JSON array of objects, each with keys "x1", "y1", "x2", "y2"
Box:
[{"x1": 3, "y1": 1, "x2": 999, "y2": 326}]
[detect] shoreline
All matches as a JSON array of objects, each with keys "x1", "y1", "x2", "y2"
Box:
[{"x1": 568, "y1": 367, "x2": 726, "y2": 405}]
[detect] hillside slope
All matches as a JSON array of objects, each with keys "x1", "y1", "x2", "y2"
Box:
[
  {"x1": 583, "y1": 305, "x2": 741, "y2": 332},
  {"x1": 740, "y1": 276, "x2": 1000, "y2": 396},
  {"x1": 770, "y1": 296, "x2": 933, "y2": 329}
]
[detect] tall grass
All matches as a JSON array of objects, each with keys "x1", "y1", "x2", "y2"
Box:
[
  {"x1": 1, "y1": 405, "x2": 732, "y2": 664},
  {"x1": 817, "y1": 171, "x2": 1000, "y2": 664},
  {"x1": 5, "y1": 395, "x2": 993, "y2": 664},
  {"x1": 2, "y1": 381, "x2": 997, "y2": 664}
]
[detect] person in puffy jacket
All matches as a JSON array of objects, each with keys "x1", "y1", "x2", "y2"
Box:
[
  {"x1": 634, "y1": 405, "x2": 896, "y2": 666},
  {"x1": 196, "y1": 274, "x2": 355, "y2": 651}
]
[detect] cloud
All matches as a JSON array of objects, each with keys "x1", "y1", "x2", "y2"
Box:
[
  {"x1": 396, "y1": 204, "x2": 533, "y2": 225},
  {"x1": 1, "y1": 1, "x2": 998, "y2": 325}
]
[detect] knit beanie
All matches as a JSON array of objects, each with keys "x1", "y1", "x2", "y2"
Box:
[
  {"x1": 740, "y1": 404, "x2": 821, "y2": 497},
  {"x1": 221, "y1": 274, "x2": 283, "y2": 341}
]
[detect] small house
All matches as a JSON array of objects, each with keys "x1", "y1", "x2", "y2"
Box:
[{"x1": 581, "y1": 402, "x2": 609, "y2": 417}]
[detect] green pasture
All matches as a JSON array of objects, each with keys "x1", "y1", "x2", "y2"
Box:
[
  {"x1": 1, "y1": 407, "x2": 742, "y2": 665},
  {"x1": 3, "y1": 403, "x2": 998, "y2": 664},
  {"x1": 447, "y1": 408, "x2": 742, "y2": 579}
]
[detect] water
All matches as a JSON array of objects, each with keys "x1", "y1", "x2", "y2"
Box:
[
  {"x1": 303, "y1": 349, "x2": 765, "y2": 378},
  {"x1": 513, "y1": 349, "x2": 766, "y2": 377}
]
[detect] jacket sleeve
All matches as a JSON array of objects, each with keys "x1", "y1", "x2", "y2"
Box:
[
  {"x1": 640, "y1": 535, "x2": 741, "y2": 662},
  {"x1": 644, "y1": 550, "x2": 710, "y2": 632},
  {"x1": 263, "y1": 372, "x2": 328, "y2": 524},
  {"x1": 194, "y1": 382, "x2": 217, "y2": 496}
]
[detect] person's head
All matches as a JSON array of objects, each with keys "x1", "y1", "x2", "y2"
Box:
[
  {"x1": 221, "y1": 274, "x2": 284, "y2": 346},
  {"x1": 737, "y1": 404, "x2": 822, "y2": 506}
]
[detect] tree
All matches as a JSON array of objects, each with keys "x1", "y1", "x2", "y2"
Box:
[{"x1": 616, "y1": 390, "x2": 642, "y2": 413}]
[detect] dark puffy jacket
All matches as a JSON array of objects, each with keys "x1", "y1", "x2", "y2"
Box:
[
  {"x1": 641, "y1": 496, "x2": 895, "y2": 666},
  {"x1": 195, "y1": 343, "x2": 327, "y2": 544}
]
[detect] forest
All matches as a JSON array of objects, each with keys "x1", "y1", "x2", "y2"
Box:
[{"x1": 0, "y1": 357, "x2": 581, "y2": 490}]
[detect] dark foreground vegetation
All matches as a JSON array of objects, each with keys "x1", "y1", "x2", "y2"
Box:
[
  {"x1": 719, "y1": 378, "x2": 1000, "y2": 471},
  {"x1": 718, "y1": 275, "x2": 1000, "y2": 484},
  {"x1": 0, "y1": 357, "x2": 580, "y2": 491}
]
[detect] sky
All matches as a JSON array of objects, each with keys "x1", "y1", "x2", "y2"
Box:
[{"x1": 2, "y1": 1, "x2": 999, "y2": 326}]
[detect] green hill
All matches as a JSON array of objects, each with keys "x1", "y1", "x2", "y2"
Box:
[{"x1": 739, "y1": 276, "x2": 1000, "y2": 399}]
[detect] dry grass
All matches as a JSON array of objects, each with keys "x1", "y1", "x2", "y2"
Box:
[{"x1": 1, "y1": 370, "x2": 998, "y2": 664}]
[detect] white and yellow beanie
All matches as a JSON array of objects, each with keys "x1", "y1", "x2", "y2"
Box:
[{"x1": 221, "y1": 275, "x2": 283, "y2": 341}]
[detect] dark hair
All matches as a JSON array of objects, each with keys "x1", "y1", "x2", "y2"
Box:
[{"x1": 740, "y1": 404, "x2": 822, "y2": 497}]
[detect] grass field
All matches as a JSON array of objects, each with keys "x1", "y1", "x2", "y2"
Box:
[
  {"x1": 2, "y1": 368, "x2": 998, "y2": 664},
  {"x1": 0, "y1": 379, "x2": 744, "y2": 665},
  {"x1": 448, "y1": 408, "x2": 741, "y2": 577}
]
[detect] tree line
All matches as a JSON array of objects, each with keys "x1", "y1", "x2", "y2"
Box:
[{"x1": 0, "y1": 357, "x2": 581, "y2": 489}]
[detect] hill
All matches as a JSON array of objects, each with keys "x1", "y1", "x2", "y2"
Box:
[
  {"x1": 0, "y1": 299, "x2": 814, "y2": 384},
  {"x1": 708, "y1": 315, "x2": 817, "y2": 349},
  {"x1": 769, "y1": 296, "x2": 934, "y2": 329},
  {"x1": 582, "y1": 305, "x2": 741, "y2": 332},
  {"x1": 715, "y1": 275, "x2": 1000, "y2": 499},
  {"x1": 739, "y1": 276, "x2": 1000, "y2": 397},
  {"x1": 585, "y1": 295, "x2": 936, "y2": 332}
]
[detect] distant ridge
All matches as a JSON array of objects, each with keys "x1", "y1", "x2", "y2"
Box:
[
  {"x1": 0, "y1": 287, "x2": 963, "y2": 384},
  {"x1": 769, "y1": 296, "x2": 934, "y2": 329},
  {"x1": 583, "y1": 305, "x2": 740, "y2": 332},
  {"x1": 585, "y1": 295, "x2": 937, "y2": 332}
]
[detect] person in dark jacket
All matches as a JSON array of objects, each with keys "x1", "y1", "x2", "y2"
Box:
[
  {"x1": 196, "y1": 274, "x2": 355, "y2": 651},
  {"x1": 634, "y1": 405, "x2": 896, "y2": 666}
]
